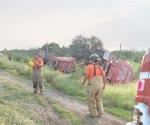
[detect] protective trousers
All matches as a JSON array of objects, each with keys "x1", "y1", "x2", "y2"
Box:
[
  {"x1": 32, "y1": 69, "x2": 44, "y2": 93},
  {"x1": 86, "y1": 76, "x2": 104, "y2": 117}
]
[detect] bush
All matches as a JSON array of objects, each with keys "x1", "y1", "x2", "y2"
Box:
[
  {"x1": 0, "y1": 60, "x2": 7, "y2": 70},
  {"x1": 113, "y1": 50, "x2": 145, "y2": 63},
  {"x1": 15, "y1": 64, "x2": 30, "y2": 77},
  {"x1": 12, "y1": 55, "x2": 30, "y2": 63},
  {"x1": 0, "y1": 56, "x2": 30, "y2": 77},
  {"x1": 0, "y1": 57, "x2": 15, "y2": 70},
  {"x1": 42, "y1": 68, "x2": 60, "y2": 84}
]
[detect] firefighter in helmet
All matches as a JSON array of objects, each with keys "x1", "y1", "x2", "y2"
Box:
[
  {"x1": 82, "y1": 54, "x2": 106, "y2": 118},
  {"x1": 32, "y1": 51, "x2": 44, "y2": 94}
]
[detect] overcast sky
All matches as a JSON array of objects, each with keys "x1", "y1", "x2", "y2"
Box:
[{"x1": 0, "y1": 0, "x2": 150, "y2": 51}]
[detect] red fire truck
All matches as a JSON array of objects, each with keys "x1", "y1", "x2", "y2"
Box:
[{"x1": 126, "y1": 49, "x2": 150, "y2": 125}]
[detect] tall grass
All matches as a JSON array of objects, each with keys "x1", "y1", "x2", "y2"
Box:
[
  {"x1": 0, "y1": 56, "x2": 31, "y2": 77},
  {"x1": 0, "y1": 78, "x2": 44, "y2": 125},
  {"x1": 44, "y1": 68, "x2": 137, "y2": 110},
  {"x1": 43, "y1": 68, "x2": 137, "y2": 120},
  {"x1": 129, "y1": 61, "x2": 140, "y2": 79},
  {"x1": 42, "y1": 67, "x2": 136, "y2": 119},
  {"x1": 104, "y1": 83, "x2": 136, "y2": 110},
  {"x1": 55, "y1": 74, "x2": 85, "y2": 97},
  {"x1": 0, "y1": 55, "x2": 137, "y2": 120},
  {"x1": 51, "y1": 100, "x2": 82, "y2": 125}
]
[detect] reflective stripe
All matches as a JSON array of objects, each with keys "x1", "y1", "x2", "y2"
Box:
[{"x1": 139, "y1": 72, "x2": 150, "y2": 79}]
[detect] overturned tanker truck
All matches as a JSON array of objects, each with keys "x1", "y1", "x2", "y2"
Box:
[
  {"x1": 126, "y1": 49, "x2": 150, "y2": 125},
  {"x1": 48, "y1": 55, "x2": 76, "y2": 73},
  {"x1": 84, "y1": 49, "x2": 135, "y2": 83},
  {"x1": 48, "y1": 49, "x2": 134, "y2": 83}
]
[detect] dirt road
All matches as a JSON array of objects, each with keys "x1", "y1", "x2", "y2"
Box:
[{"x1": 0, "y1": 70, "x2": 126, "y2": 125}]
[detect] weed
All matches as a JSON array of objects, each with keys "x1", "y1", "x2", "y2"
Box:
[
  {"x1": 0, "y1": 78, "x2": 44, "y2": 125},
  {"x1": 51, "y1": 100, "x2": 82, "y2": 125},
  {"x1": 0, "y1": 55, "x2": 137, "y2": 120}
]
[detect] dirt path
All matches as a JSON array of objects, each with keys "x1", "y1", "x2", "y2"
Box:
[
  {"x1": 44, "y1": 89, "x2": 126, "y2": 125},
  {"x1": 0, "y1": 70, "x2": 71, "y2": 125},
  {"x1": 0, "y1": 70, "x2": 126, "y2": 125}
]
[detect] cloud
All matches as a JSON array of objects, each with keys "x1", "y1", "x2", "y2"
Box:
[
  {"x1": 119, "y1": 5, "x2": 137, "y2": 16},
  {"x1": 117, "y1": 0, "x2": 138, "y2": 17},
  {"x1": 0, "y1": 0, "x2": 149, "y2": 50}
]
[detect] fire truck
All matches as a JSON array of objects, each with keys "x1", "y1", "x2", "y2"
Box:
[{"x1": 126, "y1": 49, "x2": 150, "y2": 125}]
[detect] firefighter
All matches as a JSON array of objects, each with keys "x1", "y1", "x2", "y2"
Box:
[
  {"x1": 32, "y1": 52, "x2": 44, "y2": 95},
  {"x1": 82, "y1": 54, "x2": 106, "y2": 118}
]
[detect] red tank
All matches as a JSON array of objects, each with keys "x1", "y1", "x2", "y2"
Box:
[
  {"x1": 136, "y1": 49, "x2": 150, "y2": 114},
  {"x1": 106, "y1": 60, "x2": 134, "y2": 83}
]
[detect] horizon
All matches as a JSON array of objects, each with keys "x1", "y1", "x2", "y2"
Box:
[{"x1": 0, "y1": 41, "x2": 147, "y2": 52}]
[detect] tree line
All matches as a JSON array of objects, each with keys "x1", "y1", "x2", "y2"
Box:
[
  {"x1": 4, "y1": 35, "x2": 145, "y2": 63},
  {"x1": 41, "y1": 35, "x2": 104, "y2": 60}
]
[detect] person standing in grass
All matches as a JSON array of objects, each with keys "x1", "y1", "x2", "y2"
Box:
[
  {"x1": 32, "y1": 51, "x2": 44, "y2": 95},
  {"x1": 82, "y1": 54, "x2": 106, "y2": 118}
]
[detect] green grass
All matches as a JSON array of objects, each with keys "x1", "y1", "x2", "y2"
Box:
[
  {"x1": 0, "y1": 56, "x2": 31, "y2": 77},
  {"x1": 103, "y1": 83, "x2": 136, "y2": 120},
  {"x1": 0, "y1": 103, "x2": 41, "y2": 125},
  {"x1": 104, "y1": 84, "x2": 136, "y2": 110},
  {"x1": 55, "y1": 74, "x2": 85, "y2": 97},
  {"x1": 42, "y1": 67, "x2": 86, "y2": 98},
  {"x1": 51, "y1": 100, "x2": 82, "y2": 125},
  {"x1": 46, "y1": 70, "x2": 136, "y2": 120},
  {"x1": 129, "y1": 61, "x2": 140, "y2": 78},
  {"x1": 43, "y1": 69, "x2": 136, "y2": 120},
  {"x1": 0, "y1": 78, "x2": 45, "y2": 125},
  {"x1": 105, "y1": 107, "x2": 132, "y2": 120},
  {"x1": 0, "y1": 55, "x2": 137, "y2": 121}
]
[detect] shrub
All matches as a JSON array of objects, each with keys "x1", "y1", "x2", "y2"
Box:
[
  {"x1": 42, "y1": 68, "x2": 60, "y2": 84},
  {"x1": 15, "y1": 64, "x2": 30, "y2": 77},
  {"x1": 113, "y1": 50, "x2": 145, "y2": 63}
]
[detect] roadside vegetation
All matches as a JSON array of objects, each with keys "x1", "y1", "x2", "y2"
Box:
[
  {"x1": 0, "y1": 75, "x2": 44, "y2": 125},
  {"x1": 44, "y1": 68, "x2": 136, "y2": 120},
  {"x1": 51, "y1": 100, "x2": 82, "y2": 125},
  {"x1": 113, "y1": 50, "x2": 144, "y2": 79},
  {"x1": 113, "y1": 50, "x2": 145, "y2": 63},
  {"x1": 0, "y1": 55, "x2": 138, "y2": 121}
]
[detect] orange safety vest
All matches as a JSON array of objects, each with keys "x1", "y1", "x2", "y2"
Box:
[
  {"x1": 85, "y1": 64, "x2": 105, "y2": 80},
  {"x1": 33, "y1": 57, "x2": 43, "y2": 69}
]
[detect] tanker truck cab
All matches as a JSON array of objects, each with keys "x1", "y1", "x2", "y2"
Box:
[{"x1": 127, "y1": 49, "x2": 150, "y2": 125}]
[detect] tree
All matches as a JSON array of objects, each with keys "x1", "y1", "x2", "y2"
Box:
[
  {"x1": 41, "y1": 42, "x2": 60, "y2": 55},
  {"x1": 69, "y1": 35, "x2": 91, "y2": 60},
  {"x1": 70, "y1": 35, "x2": 90, "y2": 49},
  {"x1": 41, "y1": 42, "x2": 69, "y2": 56},
  {"x1": 69, "y1": 35, "x2": 104, "y2": 60},
  {"x1": 88, "y1": 36, "x2": 103, "y2": 52}
]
